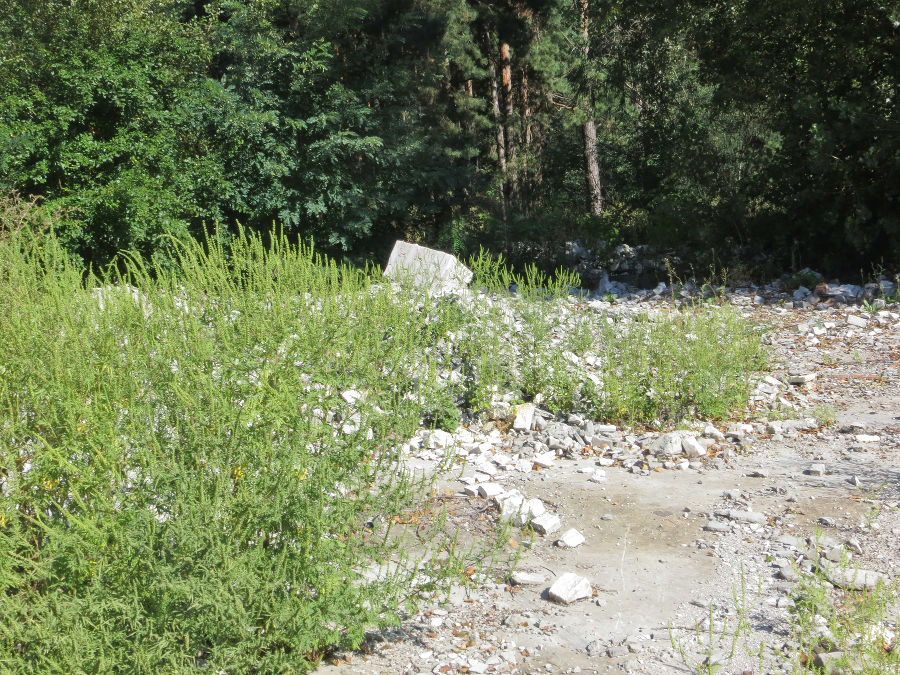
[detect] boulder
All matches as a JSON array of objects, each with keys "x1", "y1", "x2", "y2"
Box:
[{"x1": 384, "y1": 241, "x2": 473, "y2": 294}]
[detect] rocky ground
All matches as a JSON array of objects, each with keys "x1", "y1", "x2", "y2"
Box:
[{"x1": 316, "y1": 284, "x2": 900, "y2": 675}]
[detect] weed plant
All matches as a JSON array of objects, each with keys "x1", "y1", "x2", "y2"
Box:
[
  {"x1": 0, "y1": 227, "x2": 767, "y2": 672},
  {"x1": 0, "y1": 228, "x2": 470, "y2": 672}
]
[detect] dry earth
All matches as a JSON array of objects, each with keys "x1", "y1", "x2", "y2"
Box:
[{"x1": 316, "y1": 298, "x2": 900, "y2": 675}]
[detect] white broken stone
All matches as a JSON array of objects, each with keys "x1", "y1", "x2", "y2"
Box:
[
  {"x1": 383, "y1": 240, "x2": 473, "y2": 294},
  {"x1": 531, "y1": 513, "x2": 562, "y2": 535},
  {"x1": 341, "y1": 389, "x2": 362, "y2": 404},
  {"x1": 510, "y1": 570, "x2": 547, "y2": 586},
  {"x1": 477, "y1": 482, "x2": 504, "y2": 499},
  {"x1": 512, "y1": 403, "x2": 536, "y2": 431},
  {"x1": 557, "y1": 528, "x2": 586, "y2": 548},
  {"x1": 854, "y1": 434, "x2": 881, "y2": 443},
  {"x1": 681, "y1": 436, "x2": 706, "y2": 458},
  {"x1": 588, "y1": 468, "x2": 607, "y2": 483},
  {"x1": 427, "y1": 429, "x2": 455, "y2": 449},
  {"x1": 846, "y1": 314, "x2": 868, "y2": 328},
  {"x1": 548, "y1": 572, "x2": 592, "y2": 604},
  {"x1": 533, "y1": 451, "x2": 556, "y2": 468}
]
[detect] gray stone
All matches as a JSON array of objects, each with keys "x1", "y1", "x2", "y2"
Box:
[
  {"x1": 584, "y1": 639, "x2": 606, "y2": 657},
  {"x1": 547, "y1": 572, "x2": 592, "y2": 604},
  {"x1": 384, "y1": 241, "x2": 473, "y2": 294},
  {"x1": 807, "y1": 463, "x2": 826, "y2": 476},
  {"x1": 846, "y1": 313, "x2": 868, "y2": 328},
  {"x1": 704, "y1": 520, "x2": 731, "y2": 533},
  {"x1": 651, "y1": 432, "x2": 684, "y2": 458},
  {"x1": 721, "y1": 509, "x2": 768, "y2": 525},
  {"x1": 820, "y1": 561, "x2": 888, "y2": 591}
]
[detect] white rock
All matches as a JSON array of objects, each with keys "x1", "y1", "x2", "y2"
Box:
[
  {"x1": 548, "y1": 572, "x2": 592, "y2": 604},
  {"x1": 512, "y1": 403, "x2": 536, "y2": 431},
  {"x1": 855, "y1": 434, "x2": 881, "y2": 443},
  {"x1": 846, "y1": 314, "x2": 868, "y2": 328},
  {"x1": 531, "y1": 513, "x2": 562, "y2": 535},
  {"x1": 681, "y1": 436, "x2": 706, "y2": 458},
  {"x1": 588, "y1": 469, "x2": 607, "y2": 483},
  {"x1": 477, "y1": 482, "x2": 504, "y2": 499},
  {"x1": 558, "y1": 528, "x2": 586, "y2": 548},
  {"x1": 428, "y1": 429, "x2": 455, "y2": 448},
  {"x1": 383, "y1": 240, "x2": 473, "y2": 294},
  {"x1": 341, "y1": 389, "x2": 362, "y2": 404},
  {"x1": 510, "y1": 570, "x2": 547, "y2": 585},
  {"x1": 533, "y1": 451, "x2": 556, "y2": 468}
]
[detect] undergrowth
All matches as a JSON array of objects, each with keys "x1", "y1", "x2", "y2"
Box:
[{"x1": 0, "y1": 226, "x2": 767, "y2": 671}]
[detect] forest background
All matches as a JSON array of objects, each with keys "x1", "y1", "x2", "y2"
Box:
[{"x1": 1, "y1": 0, "x2": 897, "y2": 278}]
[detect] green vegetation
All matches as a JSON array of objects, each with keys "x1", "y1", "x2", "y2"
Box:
[
  {"x1": 1, "y1": 0, "x2": 896, "y2": 274},
  {"x1": 788, "y1": 559, "x2": 899, "y2": 673},
  {"x1": 0, "y1": 215, "x2": 768, "y2": 670}
]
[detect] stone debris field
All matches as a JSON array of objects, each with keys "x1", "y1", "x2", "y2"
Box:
[{"x1": 316, "y1": 259, "x2": 899, "y2": 675}]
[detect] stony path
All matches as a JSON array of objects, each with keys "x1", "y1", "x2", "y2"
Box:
[{"x1": 316, "y1": 297, "x2": 899, "y2": 675}]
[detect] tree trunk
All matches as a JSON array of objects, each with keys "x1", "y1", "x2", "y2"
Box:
[
  {"x1": 500, "y1": 42, "x2": 518, "y2": 206},
  {"x1": 488, "y1": 52, "x2": 508, "y2": 224},
  {"x1": 582, "y1": 116, "x2": 603, "y2": 216},
  {"x1": 577, "y1": 0, "x2": 603, "y2": 216}
]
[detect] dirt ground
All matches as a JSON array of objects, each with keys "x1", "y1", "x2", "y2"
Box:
[{"x1": 316, "y1": 301, "x2": 899, "y2": 675}]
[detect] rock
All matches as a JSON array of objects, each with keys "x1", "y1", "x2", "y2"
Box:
[
  {"x1": 813, "y1": 651, "x2": 849, "y2": 674},
  {"x1": 341, "y1": 389, "x2": 362, "y2": 404},
  {"x1": 427, "y1": 429, "x2": 455, "y2": 448},
  {"x1": 777, "y1": 566, "x2": 799, "y2": 582},
  {"x1": 681, "y1": 436, "x2": 706, "y2": 458},
  {"x1": 703, "y1": 424, "x2": 726, "y2": 441},
  {"x1": 533, "y1": 451, "x2": 556, "y2": 468},
  {"x1": 557, "y1": 528, "x2": 586, "y2": 548},
  {"x1": 788, "y1": 373, "x2": 816, "y2": 385},
  {"x1": 588, "y1": 469, "x2": 607, "y2": 483},
  {"x1": 510, "y1": 571, "x2": 547, "y2": 586},
  {"x1": 531, "y1": 513, "x2": 562, "y2": 535},
  {"x1": 824, "y1": 545, "x2": 847, "y2": 563},
  {"x1": 477, "y1": 482, "x2": 504, "y2": 499},
  {"x1": 848, "y1": 475, "x2": 862, "y2": 486},
  {"x1": 547, "y1": 572, "x2": 592, "y2": 604},
  {"x1": 854, "y1": 434, "x2": 880, "y2": 443},
  {"x1": 807, "y1": 463, "x2": 826, "y2": 476},
  {"x1": 383, "y1": 241, "x2": 473, "y2": 294},
  {"x1": 846, "y1": 314, "x2": 868, "y2": 328},
  {"x1": 721, "y1": 509, "x2": 768, "y2": 525},
  {"x1": 820, "y1": 560, "x2": 888, "y2": 591},
  {"x1": 512, "y1": 403, "x2": 536, "y2": 431},
  {"x1": 584, "y1": 639, "x2": 606, "y2": 657},
  {"x1": 704, "y1": 520, "x2": 731, "y2": 533},
  {"x1": 651, "y1": 432, "x2": 684, "y2": 458}
]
